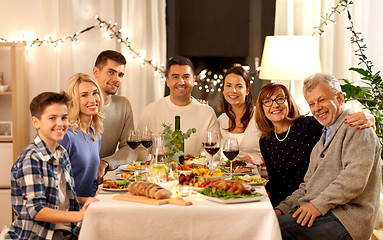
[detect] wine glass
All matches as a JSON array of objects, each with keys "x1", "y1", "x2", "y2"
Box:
[
  {"x1": 141, "y1": 125, "x2": 153, "y2": 161},
  {"x1": 127, "y1": 130, "x2": 141, "y2": 150},
  {"x1": 203, "y1": 131, "x2": 220, "y2": 169},
  {"x1": 222, "y1": 138, "x2": 239, "y2": 177}
]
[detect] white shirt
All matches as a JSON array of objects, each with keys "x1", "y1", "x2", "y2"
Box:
[
  {"x1": 137, "y1": 96, "x2": 219, "y2": 157},
  {"x1": 228, "y1": 132, "x2": 244, "y2": 145},
  {"x1": 54, "y1": 151, "x2": 71, "y2": 231},
  {"x1": 218, "y1": 111, "x2": 262, "y2": 164}
]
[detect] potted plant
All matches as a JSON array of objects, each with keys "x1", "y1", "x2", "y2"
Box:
[{"x1": 340, "y1": 10, "x2": 383, "y2": 157}]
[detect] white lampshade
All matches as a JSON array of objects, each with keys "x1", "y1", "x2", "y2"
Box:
[{"x1": 259, "y1": 36, "x2": 322, "y2": 81}]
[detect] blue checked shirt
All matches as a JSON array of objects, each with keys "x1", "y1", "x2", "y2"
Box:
[{"x1": 5, "y1": 135, "x2": 82, "y2": 240}]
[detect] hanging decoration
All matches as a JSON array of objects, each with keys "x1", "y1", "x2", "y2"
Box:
[
  {"x1": 194, "y1": 65, "x2": 255, "y2": 93},
  {"x1": 312, "y1": 0, "x2": 354, "y2": 36},
  {"x1": 195, "y1": 69, "x2": 224, "y2": 93},
  {"x1": 0, "y1": 16, "x2": 165, "y2": 77}
]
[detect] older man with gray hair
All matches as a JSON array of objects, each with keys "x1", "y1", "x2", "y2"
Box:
[{"x1": 275, "y1": 73, "x2": 381, "y2": 240}]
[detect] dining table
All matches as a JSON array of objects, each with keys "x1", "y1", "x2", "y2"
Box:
[{"x1": 79, "y1": 177, "x2": 282, "y2": 240}]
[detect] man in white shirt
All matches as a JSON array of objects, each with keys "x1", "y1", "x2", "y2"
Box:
[
  {"x1": 137, "y1": 56, "x2": 219, "y2": 158},
  {"x1": 93, "y1": 50, "x2": 135, "y2": 183}
]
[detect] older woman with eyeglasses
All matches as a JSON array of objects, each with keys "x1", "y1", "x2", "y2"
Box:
[{"x1": 255, "y1": 83, "x2": 374, "y2": 207}]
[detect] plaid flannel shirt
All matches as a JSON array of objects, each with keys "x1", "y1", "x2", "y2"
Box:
[{"x1": 5, "y1": 135, "x2": 82, "y2": 240}]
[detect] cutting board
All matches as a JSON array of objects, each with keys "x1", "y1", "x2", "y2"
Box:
[{"x1": 113, "y1": 193, "x2": 192, "y2": 206}]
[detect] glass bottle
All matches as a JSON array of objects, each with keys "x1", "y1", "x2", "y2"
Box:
[{"x1": 172, "y1": 116, "x2": 184, "y2": 165}]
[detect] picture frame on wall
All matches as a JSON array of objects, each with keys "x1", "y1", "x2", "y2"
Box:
[{"x1": 0, "y1": 121, "x2": 12, "y2": 138}]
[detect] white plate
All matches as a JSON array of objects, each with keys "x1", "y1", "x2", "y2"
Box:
[
  {"x1": 98, "y1": 184, "x2": 129, "y2": 192},
  {"x1": 202, "y1": 194, "x2": 264, "y2": 204},
  {"x1": 248, "y1": 179, "x2": 267, "y2": 186},
  {"x1": 117, "y1": 164, "x2": 136, "y2": 172},
  {"x1": 220, "y1": 168, "x2": 253, "y2": 175},
  {"x1": 224, "y1": 177, "x2": 266, "y2": 186},
  {"x1": 113, "y1": 172, "x2": 135, "y2": 181},
  {"x1": 201, "y1": 176, "x2": 226, "y2": 181}
]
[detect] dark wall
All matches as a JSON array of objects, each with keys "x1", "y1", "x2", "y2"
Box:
[
  {"x1": 178, "y1": 0, "x2": 249, "y2": 57},
  {"x1": 166, "y1": 0, "x2": 275, "y2": 114},
  {"x1": 167, "y1": 0, "x2": 275, "y2": 59}
]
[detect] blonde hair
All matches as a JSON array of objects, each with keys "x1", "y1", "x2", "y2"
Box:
[{"x1": 65, "y1": 73, "x2": 104, "y2": 140}]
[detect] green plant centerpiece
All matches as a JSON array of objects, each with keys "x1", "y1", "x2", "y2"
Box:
[{"x1": 161, "y1": 122, "x2": 196, "y2": 169}]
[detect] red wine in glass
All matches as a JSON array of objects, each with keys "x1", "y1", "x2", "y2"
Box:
[
  {"x1": 127, "y1": 130, "x2": 141, "y2": 150},
  {"x1": 141, "y1": 140, "x2": 152, "y2": 148},
  {"x1": 223, "y1": 150, "x2": 239, "y2": 160},
  {"x1": 205, "y1": 146, "x2": 220, "y2": 156},
  {"x1": 127, "y1": 141, "x2": 141, "y2": 150}
]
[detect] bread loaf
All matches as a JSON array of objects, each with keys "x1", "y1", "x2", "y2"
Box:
[{"x1": 128, "y1": 182, "x2": 171, "y2": 200}]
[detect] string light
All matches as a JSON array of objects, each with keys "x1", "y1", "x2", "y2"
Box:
[
  {"x1": 195, "y1": 65, "x2": 254, "y2": 93},
  {"x1": 346, "y1": 9, "x2": 373, "y2": 74},
  {"x1": 312, "y1": 0, "x2": 354, "y2": 36},
  {"x1": 0, "y1": 16, "x2": 165, "y2": 77}
]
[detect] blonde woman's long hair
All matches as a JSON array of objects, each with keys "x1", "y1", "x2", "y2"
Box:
[{"x1": 65, "y1": 73, "x2": 104, "y2": 141}]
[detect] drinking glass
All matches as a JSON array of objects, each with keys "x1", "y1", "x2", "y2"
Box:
[
  {"x1": 141, "y1": 125, "x2": 153, "y2": 161},
  {"x1": 127, "y1": 130, "x2": 141, "y2": 150},
  {"x1": 203, "y1": 131, "x2": 220, "y2": 169},
  {"x1": 222, "y1": 138, "x2": 239, "y2": 177},
  {"x1": 147, "y1": 134, "x2": 167, "y2": 183}
]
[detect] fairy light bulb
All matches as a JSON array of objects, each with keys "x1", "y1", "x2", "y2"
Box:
[
  {"x1": 1, "y1": 16, "x2": 168, "y2": 77},
  {"x1": 139, "y1": 49, "x2": 146, "y2": 59}
]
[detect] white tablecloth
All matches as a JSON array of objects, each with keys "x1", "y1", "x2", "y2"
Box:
[{"x1": 79, "y1": 185, "x2": 281, "y2": 240}]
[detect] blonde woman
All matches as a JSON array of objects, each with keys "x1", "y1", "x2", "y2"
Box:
[{"x1": 59, "y1": 73, "x2": 104, "y2": 198}]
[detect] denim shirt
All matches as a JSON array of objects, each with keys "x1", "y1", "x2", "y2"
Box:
[{"x1": 322, "y1": 114, "x2": 342, "y2": 146}]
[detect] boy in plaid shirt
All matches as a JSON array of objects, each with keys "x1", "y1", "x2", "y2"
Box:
[{"x1": 5, "y1": 92, "x2": 97, "y2": 240}]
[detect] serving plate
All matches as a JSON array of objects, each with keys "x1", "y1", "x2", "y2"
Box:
[
  {"x1": 113, "y1": 172, "x2": 135, "y2": 181},
  {"x1": 220, "y1": 167, "x2": 253, "y2": 175},
  {"x1": 201, "y1": 175, "x2": 226, "y2": 181},
  {"x1": 248, "y1": 179, "x2": 267, "y2": 186},
  {"x1": 202, "y1": 194, "x2": 264, "y2": 204},
  {"x1": 117, "y1": 164, "x2": 136, "y2": 172},
  {"x1": 225, "y1": 176, "x2": 266, "y2": 186},
  {"x1": 98, "y1": 184, "x2": 129, "y2": 192}
]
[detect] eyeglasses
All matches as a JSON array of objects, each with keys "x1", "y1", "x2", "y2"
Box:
[{"x1": 262, "y1": 96, "x2": 287, "y2": 107}]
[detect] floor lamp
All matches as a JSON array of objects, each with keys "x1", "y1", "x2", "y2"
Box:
[{"x1": 259, "y1": 36, "x2": 322, "y2": 101}]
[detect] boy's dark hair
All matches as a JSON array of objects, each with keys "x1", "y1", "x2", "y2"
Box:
[
  {"x1": 94, "y1": 50, "x2": 127, "y2": 69},
  {"x1": 166, "y1": 56, "x2": 195, "y2": 77},
  {"x1": 30, "y1": 92, "x2": 69, "y2": 119}
]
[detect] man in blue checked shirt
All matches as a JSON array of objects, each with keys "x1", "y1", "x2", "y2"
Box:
[{"x1": 4, "y1": 92, "x2": 98, "y2": 240}]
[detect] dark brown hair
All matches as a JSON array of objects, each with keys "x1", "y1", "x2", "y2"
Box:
[
  {"x1": 255, "y1": 83, "x2": 303, "y2": 138},
  {"x1": 166, "y1": 56, "x2": 195, "y2": 76},
  {"x1": 221, "y1": 66, "x2": 254, "y2": 132},
  {"x1": 94, "y1": 50, "x2": 126, "y2": 69},
  {"x1": 30, "y1": 92, "x2": 69, "y2": 119}
]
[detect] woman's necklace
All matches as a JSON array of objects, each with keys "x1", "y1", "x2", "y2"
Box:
[
  {"x1": 274, "y1": 125, "x2": 291, "y2": 142},
  {"x1": 82, "y1": 131, "x2": 93, "y2": 151}
]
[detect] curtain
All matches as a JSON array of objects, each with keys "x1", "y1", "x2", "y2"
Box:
[
  {"x1": 0, "y1": 0, "x2": 166, "y2": 139},
  {"x1": 273, "y1": 0, "x2": 371, "y2": 112},
  {"x1": 120, "y1": 0, "x2": 167, "y2": 127}
]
